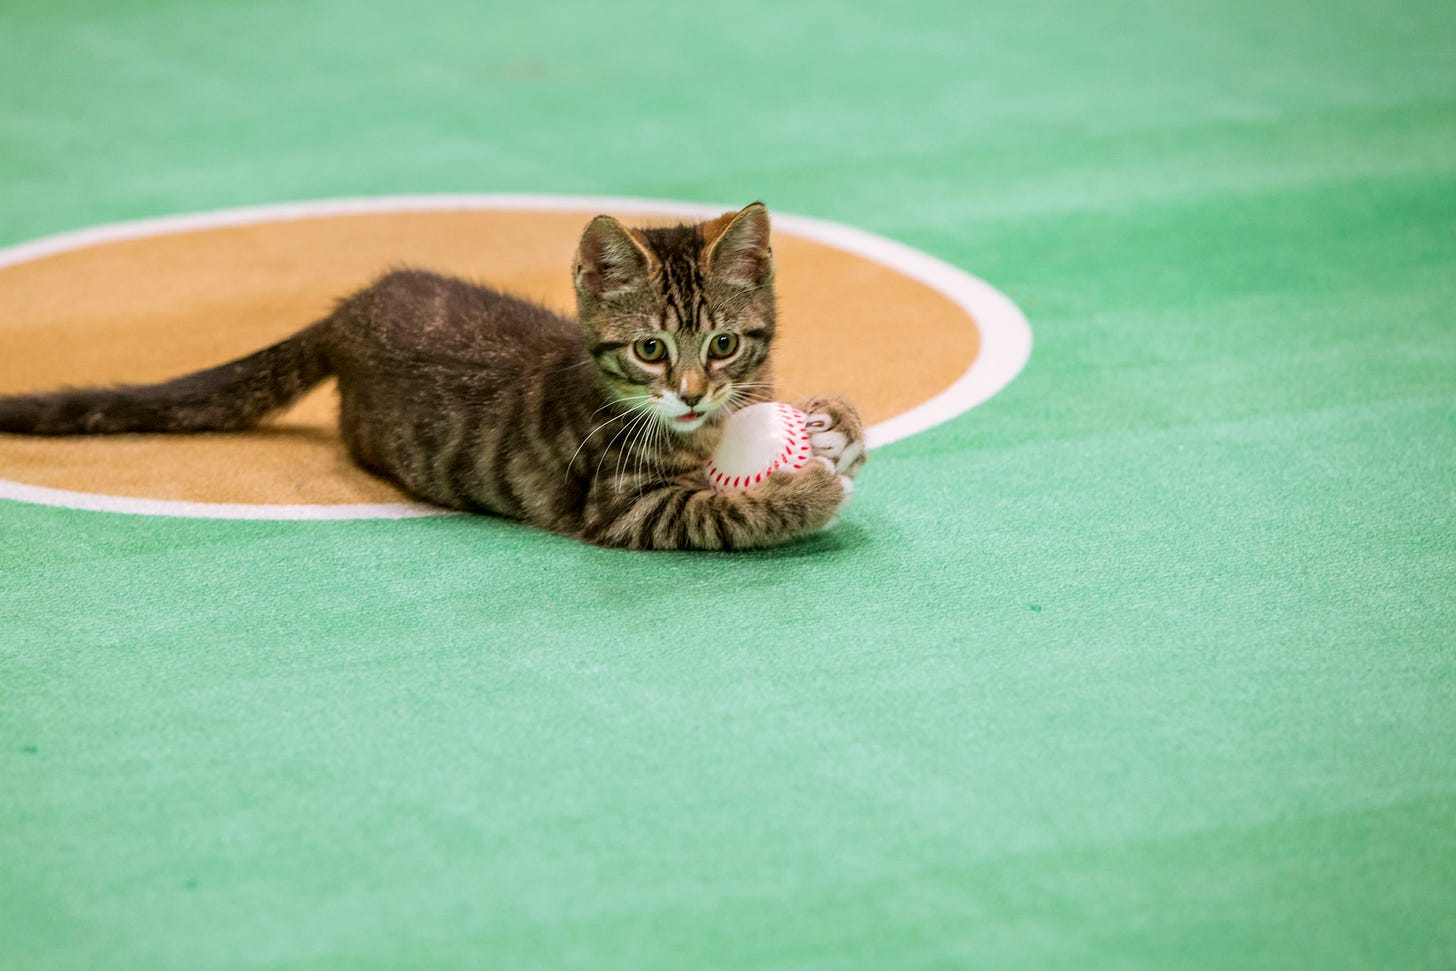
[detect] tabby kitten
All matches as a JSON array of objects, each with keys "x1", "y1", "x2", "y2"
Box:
[{"x1": 0, "y1": 203, "x2": 867, "y2": 549}]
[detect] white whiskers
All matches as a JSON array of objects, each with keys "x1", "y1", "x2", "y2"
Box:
[{"x1": 564, "y1": 395, "x2": 653, "y2": 483}]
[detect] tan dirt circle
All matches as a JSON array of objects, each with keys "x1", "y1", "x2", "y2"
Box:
[{"x1": 0, "y1": 208, "x2": 979, "y2": 507}]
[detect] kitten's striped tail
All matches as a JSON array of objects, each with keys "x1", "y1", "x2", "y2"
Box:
[{"x1": 0, "y1": 323, "x2": 332, "y2": 435}]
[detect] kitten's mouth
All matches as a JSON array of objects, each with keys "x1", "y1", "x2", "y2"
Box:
[{"x1": 663, "y1": 407, "x2": 713, "y2": 433}]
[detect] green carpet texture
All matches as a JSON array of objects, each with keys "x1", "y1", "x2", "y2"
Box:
[{"x1": 3, "y1": 1, "x2": 1454, "y2": 967}]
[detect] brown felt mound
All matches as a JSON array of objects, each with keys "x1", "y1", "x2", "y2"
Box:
[{"x1": 0, "y1": 210, "x2": 978, "y2": 505}]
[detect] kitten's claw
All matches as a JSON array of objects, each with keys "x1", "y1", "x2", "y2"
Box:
[{"x1": 794, "y1": 395, "x2": 868, "y2": 479}]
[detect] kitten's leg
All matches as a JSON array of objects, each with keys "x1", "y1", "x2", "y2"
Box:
[
  {"x1": 585, "y1": 460, "x2": 850, "y2": 551},
  {"x1": 793, "y1": 394, "x2": 868, "y2": 479}
]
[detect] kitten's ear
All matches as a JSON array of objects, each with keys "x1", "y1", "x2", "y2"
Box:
[
  {"x1": 703, "y1": 202, "x2": 773, "y2": 288},
  {"x1": 574, "y1": 215, "x2": 656, "y2": 298}
]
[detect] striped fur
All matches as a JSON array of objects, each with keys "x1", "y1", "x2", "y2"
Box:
[{"x1": 0, "y1": 204, "x2": 861, "y2": 549}]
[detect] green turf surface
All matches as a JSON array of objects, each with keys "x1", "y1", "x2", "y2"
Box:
[{"x1": 3, "y1": 1, "x2": 1455, "y2": 967}]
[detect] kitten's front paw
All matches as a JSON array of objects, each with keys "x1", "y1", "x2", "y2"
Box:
[
  {"x1": 794, "y1": 394, "x2": 867, "y2": 479},
  {"x1": 755, "y1": 456, "x2": 850, "y2": 537},
  {"x1": 810, "y1": 456, "x2": 854, "y2": 531}
]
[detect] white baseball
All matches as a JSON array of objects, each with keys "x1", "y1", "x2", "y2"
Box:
[{"x1": 706, "y1": 402, "x2": 812, "y2": 494}]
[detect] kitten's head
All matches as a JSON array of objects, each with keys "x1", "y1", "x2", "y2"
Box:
[{"x1": 573, "y1": 203, "x2": 776, "y2": 435}]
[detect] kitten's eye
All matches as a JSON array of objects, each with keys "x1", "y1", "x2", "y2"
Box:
[
  {"x1": 708, "y1": 333, "x2": 739, "y2": 360},
  {"x1": 634, "y1": 338, "x2": 668, "y2": 363}
]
